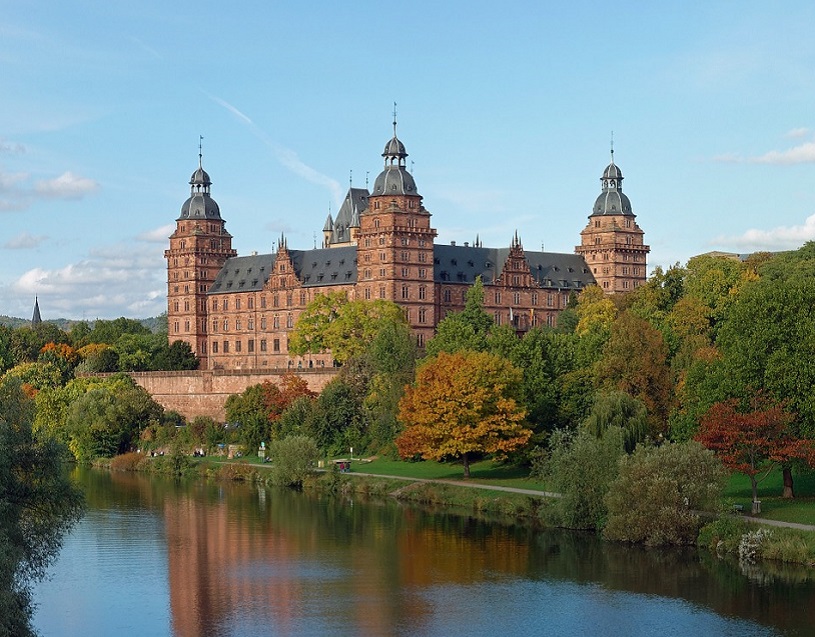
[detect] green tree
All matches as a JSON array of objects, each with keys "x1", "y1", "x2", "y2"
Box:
[
  {"x1": 542, "y1": 426, "x2": 625, "y2": 530},
  {"x1": 224, "y1": 384, "x2": 269, "y2": 451},
  {"x1": 583, "y1": 390, "x2": 650, "y2": 453},
  {"x1": 425, "y1": 277, "x2": 493, "y2": 356},
  {"x1": 0, "y1": 379, "x2": 84, "y2": 636},
  {"x1": 604, "y1": 441, "x2": 726, "y2": 546},
  {"x1": 268, "y1": 435, "x2": 320, "y2": 487},
  {"x1": 595, "y1": 311, "x2": 673, "y2": 434},
  {"x1": 304, "y1": 377, "x2": 366, "y2": 455},
  {"x1": 396, "y1": 351, "x2": 532, "y2": 478}
]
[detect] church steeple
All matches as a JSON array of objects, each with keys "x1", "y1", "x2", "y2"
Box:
[{"x1": 32, "y1": 297, "x2": 41, "y2": 326}]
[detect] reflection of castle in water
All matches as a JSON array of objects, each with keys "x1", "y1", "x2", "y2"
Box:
[
  {"x1": 161, "y1": 484, "x2": 532, "y2": 637},
  {"x1": 157, "y1": 478, "x2": 815, "y2": 636}
]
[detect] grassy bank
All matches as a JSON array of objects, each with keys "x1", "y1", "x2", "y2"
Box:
[{"x1": 724, "y1": 469, "x2": 815, "y2": 526}]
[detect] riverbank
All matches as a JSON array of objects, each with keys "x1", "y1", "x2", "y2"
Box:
[{"x1": 94, "y1": 451, "x2": 815, "y2": 568}]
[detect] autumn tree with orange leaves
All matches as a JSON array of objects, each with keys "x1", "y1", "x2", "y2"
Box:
[
  {"x1": 696, "y1": 395, "x2": 815, "y2": 511},
  {"x1": 396, "y1": 351, "x2": 532, "y2": 478}
]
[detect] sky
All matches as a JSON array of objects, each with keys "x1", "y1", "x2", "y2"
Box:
[{"x1": 3, "y1": 1, "x2": 815, "y2": 320}]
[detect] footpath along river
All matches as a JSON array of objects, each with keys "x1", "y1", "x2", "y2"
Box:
[{"x1": 33, "y1": 467, "x2": 815, "y2": 637}]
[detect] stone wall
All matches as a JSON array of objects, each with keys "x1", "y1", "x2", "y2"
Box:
[{"x1": 125, "y1": 369, "x2": 339, "y2": 421}]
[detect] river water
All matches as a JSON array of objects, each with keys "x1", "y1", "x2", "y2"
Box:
[{"x1": 32, "y1": 468, "x2": 814, "y2": 637}]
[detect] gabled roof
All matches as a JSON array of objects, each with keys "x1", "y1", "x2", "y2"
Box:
[
  {"x1": 433, "y1": 244, "x2": 594, "y2": 290},
  {"x1": 328, "y1": 188, "x2": 369, "y2": 244},
  {"x1": 290, "y1": 246, "x2": 358, "y2": 287}
]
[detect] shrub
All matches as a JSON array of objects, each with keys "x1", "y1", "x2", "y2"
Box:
[
  {"x1": 268, "y1": 435, "x2": 320, "y2": 487},
  {"x1": 544, "y1": 426, "x2": 626, "y2": 530},
  {"x1": 604, "y1": 441, "x2": 727, "y2": 546},
  {"x1": 110, "y1": 451, "x2": 145, "y2": 472}
]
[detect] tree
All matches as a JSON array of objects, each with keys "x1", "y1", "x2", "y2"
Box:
[
  {"x1": 224, "y1": 384, "x2": 268, "y2": 450},
  {"x1": 696, "y1": 396, "x2": 815, "y2": 511},
  {"x1": 263, "y1": 374, "x2": 316, "y2": 438},
  {"x1": 425, "y1": 277, "x2": 493, "y2": 356},
  {"x1": 583, "y1": 390, "x2": 650, "y2": 453},
  {"x1": 0, "y1": 378, "x2": 84, "y2": 636},
  {"x1": 396, "y1": 351, "x2": 532, "y2": 478},
  {"x1": 716, "y1": 275, "x2": 815, "y2": 496},
  {"x1": 268, "y1": 435, "x2": 320, "y2": 487},
  {"x1": 604, "y1": 441, "x2": 726, "y2": 546},
  {"x1": 595, "y1": 311, "x2": 673, "y2": 434},
  {"x1": 290, "y1": 294, "x2": 408, "y2": 364}
]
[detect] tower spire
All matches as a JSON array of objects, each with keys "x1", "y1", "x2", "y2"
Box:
[
  {"x1": 198, "y1": 135, "x2": 204, "y2": 169},
  {"x1": 392, "y1": 101, "x2": 398, "y2": 137},
  {"x1": 610, "y1": 131, "x2": 614, "y2": 164}
]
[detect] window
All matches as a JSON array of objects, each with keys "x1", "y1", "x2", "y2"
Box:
[
  {"x1": 273, "y1": 316, "x2": 280, "y2": 329},
  {"x1": 212, "y1": 341, "x2": 218, "y2": 353},
  {"x1": 273, "y1": 295, "x2": 279, "y2": 307},
  {"x1": 379, "y1": 237, "x2": 386, "y2": 245},
  {"x1": 273, "y1": 339, "x2": 280, "y2": 352},
  {"x1": 236, "y1": 299, "x2": 241, "y2": 310},
  {"x1": 495, "y1": 291, "x2": 501, "y2": 304},
  {"x1": 235, "y1": 340, "x2": 242, "y2": 353},
  {"x1": 212, "y1": 320, "x2": 218, "y2": 333},
  {"x1": 300, "y1": 291, "x2": 306, "y2": 305},
  {"x1": 248, "y1": 297, "x2": 254, "y2": 309},
  {"x1": 223, "y1": 299, "x2": 228, "y2": 310},
  {"x1": 173, "y1": 321, "x2": 179, "y2": 333},
  {"x1": 184, "y1": 320, "x2": 190, "y2": 331},
  {"x1": 223, "y1": 340, "x2": 229, "y2": 353},
  {"x1": 248, "y1": 319, "x2": 254, "y2": 330},
  {"x1": 418, "y1": 308, "x2": 427, "y2": 323},
  {"x1": 248, "y1": 339, "x2": 255, "y2": 353},
  {"x1": 236, "y1": 319, "x2": 242, "y2": 331},
  {"x1": 402, "y1": 267, "x2": 409, "y2": 277},
  {"x1": 418, "y1": 286, "x2": 426, "y2": 300},
  {"x1": 401, "y1": 285, "x2": 409, "y2": 299},
  {"x1": 443, "y1": 289, "x2": 451, "y2": 303},
  {"x1": 364, "y1": 288, "x2": 371, "y2": 300},
  {"x1": 261, "y1": 317, "x2": 267, "y2": 329},
  {"x1": 287, "y1": 314, "x2": 293, "y2": 328},
  {"x1": 173, "y1": 301, "x2": 179, "y2": 312},
  {"x1": 260, "y1": 296, "x2": 267, "y2": 308},
  {"x1": 532, "y1": 292, "x2": 538, "y2": 305},
  {"x1": 223, "y1": 319, "x2": 229, "y2": 331},
  {"x1": 211, "y1": 299, "x2": 218, "y2": 310},
  {"x1": 547, "y1": 294, "x2": 553, "y2": 307},
  {"x1": 513, "y1": 292, "x2": 520, "y2": 305},
  {"x1": 379, "y1": 286, "x2": 386, "y2": 299},
  {"x1": 260, "y1": 339, "x2": 267, "y2": 352},
  {"x1": 401, "y1": 251, "x2": 409, "y2": 261}
]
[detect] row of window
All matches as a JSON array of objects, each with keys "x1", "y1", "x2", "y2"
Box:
[{"x1": 210, "y1": 338, "x2": 281, "y2": 354}]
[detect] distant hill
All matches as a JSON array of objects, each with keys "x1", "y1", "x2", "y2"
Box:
[{"x1": 0, "y1": 315, "x2": 166, "y2": 333}]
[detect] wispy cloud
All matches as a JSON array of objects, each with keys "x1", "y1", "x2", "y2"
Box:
[
  {"x1": 207, "y1": 93, "x2": 344, "y2": 203},
  {"x1": 35, "y1": 171, "x2": 99, "y2": 198},
  {"x1": 0, "y1": 139, "x2": 26, "y2": 154},
  {"x1": 0, "y1": 167, "x2": 99, "y2": 211},
  {"x1": 129, "y1": 36, "x2": 162, "y2": 60},
  {"x1": 713, "y1": 213, "x2": 815, "y2": 251},
  {"x1": 785, "y1": 127, "x2": 810, "y2": 139},
  {"x1": 714, "y1": 131, "x2": 815, "y2": 165},
  {"x1": 3, "y1": 232, "x2": 47, "y2": 249}
]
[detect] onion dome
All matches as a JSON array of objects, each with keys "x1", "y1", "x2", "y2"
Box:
[
  {"x1": 372, "y1": 117, "x2": 418, "y2": 197},
  {"x1": 178, "y1": 157, "x2": 221, "y2": 221},
  {"x1": 592, "y1": 155, "x2": 633, "y2": 216}
]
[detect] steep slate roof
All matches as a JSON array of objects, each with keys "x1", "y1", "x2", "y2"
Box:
[
  {"x1": 433, "y1": 244, "x2": 595, "y2": 290},
  {"x1": 290, "y1": 246, "x2": 358, "y2": 287},
  {"x1": 328, "y1": 188, "x2": 369, "y2": 244},
  {"x1": 209, "y1": 244, "x2": 593, "y2": 294},
  {"x1": 208, "y1": 254, "x2": 274, "y2": 294}
]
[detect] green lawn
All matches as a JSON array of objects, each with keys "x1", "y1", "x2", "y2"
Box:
[{"x1": 723, "y1": 468, "x2": 815, "y2": 525}]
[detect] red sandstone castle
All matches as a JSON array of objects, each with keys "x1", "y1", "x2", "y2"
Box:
[{"x1": 166, "y1": 123, "x2": 649, "y2": 370}]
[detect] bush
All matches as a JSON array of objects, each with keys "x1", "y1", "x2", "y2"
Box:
[
  {"x1": 110, "y1": 451, "x2": 145, "y2": 472},
  {"x1": 543, "y1": 427, "x2": 625, "y2": 530},
  {"x1": 604, "y1": 441, "x2": 727, "y2": 546},
  {"x1": 268, "y1": 435, "x2": 320, "y2": 487}
]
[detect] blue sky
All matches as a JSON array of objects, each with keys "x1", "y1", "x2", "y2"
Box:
[{"x1": 3, "y1": 1, "x2": 815, "y2": 320}]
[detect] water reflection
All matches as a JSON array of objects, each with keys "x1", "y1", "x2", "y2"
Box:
[{"x1": 34, "y1": 468, "x2": 815, "y2": 637}]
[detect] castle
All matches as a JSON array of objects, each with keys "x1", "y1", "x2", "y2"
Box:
[{"x1": 165, "y1": 123, "x2": 649, "y2": 370}]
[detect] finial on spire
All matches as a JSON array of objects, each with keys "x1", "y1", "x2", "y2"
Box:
[
  {"x1": 349, "y1": 169, "x2": 353, "y2": 188},
  {"x1": 393, "y1": 101, "x2": 398, "y2": 137},
  {"x1": 610, "y1": 131, "x2": 614, "y2": 163},
  {"x1": 198, "y1": 135, "x2": 204, "y2": 168},
  {"x1": 365, "y1": 171, "x2": 369, "y2": 188}
]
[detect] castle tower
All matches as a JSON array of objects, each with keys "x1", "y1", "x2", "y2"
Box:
[
  {"x1": 165, "y1": 147, "x2": 237, "y2": 368},
  {"x1": 356, "y1": 114, "x2": 437, "y2": 346},
  {"x1": 575, "y1": 149, "x2": 649, "y2": 292}
]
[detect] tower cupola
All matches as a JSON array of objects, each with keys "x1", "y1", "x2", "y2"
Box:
[
  {"x1": 372, "y1": 108, "x2": 418, "y2": 197},
  {"x1": 179, "y1": 143, "x2": 222, "y2": 221}
]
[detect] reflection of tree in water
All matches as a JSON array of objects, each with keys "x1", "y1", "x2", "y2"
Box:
[
  {"x1": 531, "y1": 530, "x2": 815, "y2": 634},
  {"x1": 72, "y1": 470, "x2": 815, "y2": 637}
]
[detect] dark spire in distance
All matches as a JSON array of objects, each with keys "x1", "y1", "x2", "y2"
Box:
[{"x1": 32, "y1": 296, "x2": 42, "y2": 326}]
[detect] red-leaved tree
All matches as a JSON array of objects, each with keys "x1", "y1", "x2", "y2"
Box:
[{"x1": 696, "y1": 394, "x2": 815, "y2": 511}]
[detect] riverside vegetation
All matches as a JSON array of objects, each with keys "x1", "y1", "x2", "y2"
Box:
[{"x1": 5, "y1": 249, "x2": 815, "y2": 574}]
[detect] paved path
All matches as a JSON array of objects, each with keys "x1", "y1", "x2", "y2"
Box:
[{"x1": 739, "y1": 515, "x2": 815, "y2": 532}]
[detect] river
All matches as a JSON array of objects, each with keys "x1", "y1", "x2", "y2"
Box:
[{"x1": 32, "y1": 467, "x2": 814, "y2": 637}]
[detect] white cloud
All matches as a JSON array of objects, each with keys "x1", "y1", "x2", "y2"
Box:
[
  {"x1": 35, "y1": 171, "x2": 99, "y2": 199},
  {"x1": 713, "y1": 214, "x2": 815, "y2": 251},
  {"x1": 785, "y1": 127, "x2": 810, "y2": 139},
  {"x1": 3, "y1": 232, "x2": 47, "y2": 249},
  {"x1": 137, "y1": 224, "x2": 175, "y2": 243},
  {"x1": 11, "y1": 241, "x2": 166, "y2": 319},
  {"x1": 750, "y1": 141, "x2": 815, "y2": 165}
]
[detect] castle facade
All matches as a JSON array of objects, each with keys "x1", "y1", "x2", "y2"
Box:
[{"x1": 165, "y1": 125, "x2": 649, "y2": 370}]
